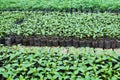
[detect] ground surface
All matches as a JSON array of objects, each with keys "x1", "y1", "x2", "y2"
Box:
[{"x1": 4, "y1": 45, "x2": 120, "y2": 54}]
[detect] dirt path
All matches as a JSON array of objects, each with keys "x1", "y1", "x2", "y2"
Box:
[{"x1": 5, "y1": 45, "x2": 120, "y2": 54}]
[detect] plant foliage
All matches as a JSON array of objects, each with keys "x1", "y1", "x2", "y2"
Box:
[
  {"x1": 0, "y1": 46, "x2": 120, "y2": 80},
  {"x1": 0, "y1": 0, "x2": 120, "y2": 12},
  {"x1": 0, "y1": 11, "x2": 120, "y2": 39}
]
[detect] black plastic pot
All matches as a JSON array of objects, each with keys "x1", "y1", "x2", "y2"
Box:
[
  {"x1": 5, "y1": 37, "x2": 11, "y2": 46},
  {"x1": 79, "y1": 39, "x2": 86, "y2": 47},
  {"x1": 92, "y1": 40, "x2": 98, "y2": 48},
  {"x1": 10, "y1": 35, "x2": 16, "y2": 44},
  {"x1": 116, "y1": 40, "x2": 120, "y2": 48},
  {"x1": 0, "y1": 38, "x2": 1, "y2": 44},
  {"x1": 34, "y1": 37, "x2": 40, "y2": 46},
  {"x1": 73, "y1": 39, "x2": 79, "y2": 47},
  {"x1": 98, "y1": 40, "x2": 104, "y2": 48},
  {"x1": 29, "y1": 37, "x2": 35, "y2": 46},
  {"x1": 22, "y1": 37, "x2": 29, "y2": 46},
  {"x1": 65, "y1": 38, "x2": 72, "y2": 47},
  {"x1": 52, "y1": 37, "x2": 59, "y2": 46},
  {"x1": 47, "y1": 37, "x2": 53, "y2": 46},
  {"x1": 52, "y1": 40, "x2": 58, "y2": 46},
  {"x1": 111, "y1": 40, "x2": 117, "y2": 49},
  {"x1": 86, "y1": 39, "x2": 92, "y2": 47},
  {"x1": 15, "y1": 36, "x2": 23, "y2": 44},
  {"x1": 58, "y1": 38, "x2": 65, "y2": 47},
  {"x1": 40, "y1": 37, "x2": 47, "y2": 46},
  {"x1": 104, "y1": 39, "x2": 111, "y2": 49},
  {"x1": 48, "y1": 39, "x2": 53, "y2": 46},
  {"x1": 0, "y1": 38, "x2": 4, "y2": 44}
]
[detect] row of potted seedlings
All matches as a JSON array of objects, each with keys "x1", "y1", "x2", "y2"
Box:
[{"x1": 0, "y1": 36, "x2": 120, "y2": 49}]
